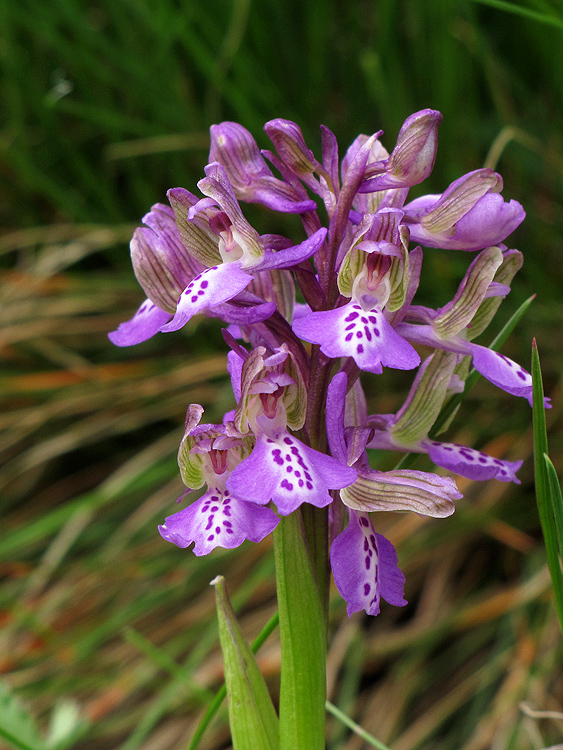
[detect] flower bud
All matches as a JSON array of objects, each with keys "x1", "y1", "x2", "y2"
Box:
[{"x1": 210, "y1": 122, "x2": 316, "y2": 213}]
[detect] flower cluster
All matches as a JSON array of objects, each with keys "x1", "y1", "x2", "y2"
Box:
[{"x1": 110, "y1": 110, "x2": 539, "y2": 617}]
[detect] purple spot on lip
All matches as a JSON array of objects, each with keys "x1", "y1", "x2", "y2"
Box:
[
  {"x1": 364, "y1": 583, "x2": 371, "y2": 595},
  {"x1": 356, "y1": 331, "x2": 363, "y2": 338},
  {"x1": 369, "y1": 316, "x2": 377, "y2": 323},
  {"x1": 365, "y1": 556, "x2": 371, "y2": 570},
  {"x1": 345, "y1": 323, "x2": 356, "y2": 331},
  {"x1": 283, "y1": 437, "x2": 293, "y2": 445},
  {"x1": 517, "y1": 370, "x2": 527, "y2": 381},
  {"x1": 306, "y1": 481, "x2": 313, "y2": 489},
  {"x1": 207, "y1": 534, "x2": 214, "y2": 541},
  {"x1": 373, "y1": 328, "x2": 380, "y2": 337},
  {"x1": 360, "y1": 516, "x2": 369, "y2": 527},
  {"x1": 200, "y1": 280, "x2": 209, "y2": 289},
  {"x1": 345, "y1": 312, "x2": 359, "y2": 322},
  {"x1": 191, "y1": 296, "x2": 198, "y2": 303},
  {"x1": 357, "y1": 344, "x2": 364, "y2": 354},
  {"x1": 345, "y1": 332, "x2": 353, "y2": 342},
  {"x1": 280, "y1": 479, "x2": 294, "y2": 491}
]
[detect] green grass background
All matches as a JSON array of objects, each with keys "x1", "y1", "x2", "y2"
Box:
[{"x1": 1, "y1": 1, "x2": 563, "y2": 748}]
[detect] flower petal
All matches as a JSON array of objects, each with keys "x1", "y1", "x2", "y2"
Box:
[
  {"x1": 341, "y1": 468, "x2": 460, "y2": 518},
  {"x1": 160, "y1": 263, "x2": 253, "y2": 333},
  {"x1": 158, "y1": 489, "x2": 279, "y2": 556},
  {"x1": 293, "y1": 301, "x2": 420, "y2": 374},
  {"x1": 330, "y1": 510, "x2": 407, "y2": 617},
  {"x1": 469, "y1": 343, "x2": 551, "y2": 407},
  {"x1": 423, "y1": 440, "x2": 523, "y2": 483},
  {"x1": 108, "y1": 299, "x2": 172, "y2": 346},
  {"x1": 227, "y1": 432, "x2": 356, "y2": 515},
  {"x1": 250, "y1": 227, "x2": 327, "y2": 271}
]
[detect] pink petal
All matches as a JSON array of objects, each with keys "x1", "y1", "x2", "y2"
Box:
[
  {"x1": 227, "y1": 432, "x2": 356, "y2": 516},
  {"x1": 330, "y1": 510, "x2": 407, "y2": 617},
  {"x1": 158, "y1": 489, "x2": 279, "y2": 556},
  {"x1": 293, "y1": 301, "x2": 420, "y2": 373},
  {"x1": 160, "y1": 263, "x2": 252, "y2": 333},
  {"x1": 108, "y1": 299, "x2": 172, "y2": 347}
]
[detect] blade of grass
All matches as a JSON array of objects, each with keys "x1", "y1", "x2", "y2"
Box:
[
  {"x1": 471, "y1": 0, "x2": 563, "y2": 32},
  {"x1": 325, "y1": 701, "x2": 392, "y2": 750},
  {"x1": 531, "y1": 340, "x2": 563, "y2": 634}
]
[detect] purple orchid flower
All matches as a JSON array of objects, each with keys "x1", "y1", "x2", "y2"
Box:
[
  {"x1": 403, "y1": 170, "x2": 525, "y2": 251},
  {"x1": 158, "y1": 407, "x2": 279, "y2": 555},
  {"x1": 324, "y1": 371, "x2": 462, "y2": 616}
]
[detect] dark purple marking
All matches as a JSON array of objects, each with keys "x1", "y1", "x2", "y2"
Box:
[
  {"x1": 345, "y1": 312, "x2": 359, "y2": 322},
  {"x1": 364, "y1": 583, "x2": 371, "y2": 596},
  {"x1": 272, "y1": 449, "x2": 284, "y2": 466}
]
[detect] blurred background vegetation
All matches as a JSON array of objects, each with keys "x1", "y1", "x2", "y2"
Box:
[{"x1": 1, "y1": 0, "x2": 563, "y2": 748}]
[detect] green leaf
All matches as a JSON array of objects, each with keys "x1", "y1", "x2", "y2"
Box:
[
  {"x1": 531, "y1": 341, "x2": 563, "y2": 635},
  {"x1": 0, "y1": 682, "x2": 46, "y2": 750},
  {"x1": 274, "y1": 511, "x2": 327, "y2": 750},
  {"x1": 211, "y1": 576, "x2": 279, "y2": 750},
  {"x1": 187, "y1": 610, "x2": 280, "y2": 750}
]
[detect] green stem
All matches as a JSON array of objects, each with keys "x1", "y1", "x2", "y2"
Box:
[{"x1": 274, "y1": 511, "x2": 327, "y2": 750}]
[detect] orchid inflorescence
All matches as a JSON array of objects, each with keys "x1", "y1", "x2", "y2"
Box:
[{"x1": 110, "y1": 110, "x2": 541, "y2": 618}]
